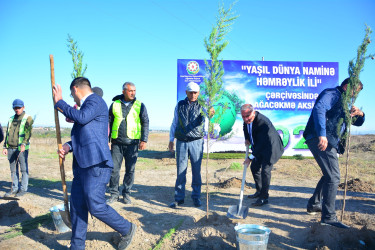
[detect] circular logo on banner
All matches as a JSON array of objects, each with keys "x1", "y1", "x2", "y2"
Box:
[{"x1": 186, "y1": 61, "x2": 200, "y2": 75}]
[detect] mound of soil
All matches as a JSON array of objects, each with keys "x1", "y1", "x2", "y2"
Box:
[
  {"x1": 218, "y1": 177, "x2": 248, "y2": 189},
  {"x1": 167, "y1": 213, "x2": 237, "y2": 249},
  {"x1": 0, "y1": 201, "x2": 26, "y2": 218},
  {"x1": 305, "y1": 215, "x2": 375, "y2": 249},
  {"x1": 338, "y1": 178, "x2": 374, "y2": 193},
  {"x1": 351, "y1": 139, "x2": 375, "y2": 152}
]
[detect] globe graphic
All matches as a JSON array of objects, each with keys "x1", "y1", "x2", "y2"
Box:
[{"x1": 210, "y1": 95, "x2": 236, "y2": 136}]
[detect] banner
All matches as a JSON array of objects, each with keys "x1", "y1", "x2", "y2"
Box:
[{"x1": 177, "y1": 59, "x2": 339, "y2": 156}]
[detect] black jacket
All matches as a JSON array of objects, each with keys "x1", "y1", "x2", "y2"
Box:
[
  {"x1": 0, "y1": 123, "x2": 3, "y2": 143},
  {"x1": 243, "y1": 112, "x2": 284, "y2": 165},
  {"x1": 109, "y1": 95, "x2": 149, "y2": 145},
  {"x1": 174, "y1": 98, "x2": 204, "y2": 142}
]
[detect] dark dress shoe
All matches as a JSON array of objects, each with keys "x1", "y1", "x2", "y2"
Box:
[
  {"x1": 118, "y1": 223, "x2": 137, "y2": 250},
  {"x1": 252, "y1": 198, "x2": 268, "y2": 206},
  {"x1": 307, "y1": 205, "x2": 322, "y2": 215},
  {"x1": 321, "y1": 219, "x2": 350, "y2": 229},
  {"x1": 247, "y1": 192, "x2": 260, "y2": 199},
  {"x1": 168, "y1": 200, "x2": 184, "y2": 208},
  {"x1": 192, "y1": 198, "x2": 201, "y2": 207}
]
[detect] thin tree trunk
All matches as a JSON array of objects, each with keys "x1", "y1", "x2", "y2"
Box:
[
  {"x1": 340, "y1": 122, "x2": 352, "y2": 221},
  {"x1": 206, "y1": 120, "x2": 210, "y2": 219}
]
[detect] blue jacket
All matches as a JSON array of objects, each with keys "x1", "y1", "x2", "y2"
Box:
[
  {"x1": 303, "y1": 86, "x2": 365, "y2": 150},
  {"x1": 55, "y1": 93, "x2": 113, "y2": 169}
]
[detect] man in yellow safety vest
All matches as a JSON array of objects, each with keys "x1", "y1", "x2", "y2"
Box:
[
  {"x1": 107, "y1": 82, "x2": 149, "y2": 204},
  {"x1": 2, "y1": 99, "x2": 33, "y2": 198}
]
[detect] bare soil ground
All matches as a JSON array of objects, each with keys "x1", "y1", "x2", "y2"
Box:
[{"x1": 0, "y1": 133, "x2": 374, "y2": 249}]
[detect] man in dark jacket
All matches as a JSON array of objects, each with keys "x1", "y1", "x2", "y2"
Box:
[
  {"x1": 303, "y1": 78, "x2": 365, "y2": 229},
  {"x1": 242, "y1": 104, "x2": 284, "y2": 206},
  {"x1": 168, "y1": 82, "x2": 214, "y2": 209},
  {"x1": 107, "y1": 82, "x2": 149, "y2": 204},
  {"x1": 0, "y1": 122, "x2": 3, "y2": 143},
  {"x1": 3, "y1": 99, "x2": 34, "y2": 198}
]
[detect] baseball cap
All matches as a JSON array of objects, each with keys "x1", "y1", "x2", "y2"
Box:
[
  {"x1": 186, "y1": 82, "x2": 200, "y2": 92},
  {"x1": 12, "y1": 99, "x2": 24, "y2": 108}
]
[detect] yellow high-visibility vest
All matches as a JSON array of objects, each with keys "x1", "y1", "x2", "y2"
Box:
[
  {"x1": 6, "y1": 114, "x2": 31, "y2": 150},
  {"x1": 111, "y1": 100, "x2": 142, "y2": 139}
]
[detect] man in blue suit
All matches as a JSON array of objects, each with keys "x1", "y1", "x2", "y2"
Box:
[{"x1": 53, "y1": 77, "x2": 136, "y2": 250}]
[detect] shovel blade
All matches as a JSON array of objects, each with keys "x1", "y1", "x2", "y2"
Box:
[
  {"x1": 227, "y1": 205, "x2": 249, "y2": 219},
  {"x1": 59, "y1": 210, "x2": 72, "y2": 229}
]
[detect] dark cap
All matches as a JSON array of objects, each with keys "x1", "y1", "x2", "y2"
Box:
[
  {"x1": 12, "y1": 99, "x2": 24, "y2": 108},
  {"x1": 92, "y1": 87, "x2": 103, "y2": 97}
]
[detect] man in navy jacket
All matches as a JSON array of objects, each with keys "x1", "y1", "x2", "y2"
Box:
[
  {"x1": 53, "y1": 77, "x2": 136, "y2": 250},
  {"x1": 303, "y1": 78, "x2": 365, "y2": 229}
]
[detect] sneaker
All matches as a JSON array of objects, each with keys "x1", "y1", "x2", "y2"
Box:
[
  {"x1": 192, "y1": 198, "x2": 201, "y2": 207},
  {"x1": 118, "y1": 223, "x2": 137, "y2": 250},
  {"x1": 15, "y1": 190, "x2": 27, "y2": 197},
  {"x1": 106, "y1": 195, "x2": 119, "y2": 204},
  {"x1": 321, "y1": 219, "x2": 350, "y2": 229},
  {"x1": 4, "y1": 190, "x2": 18, "y2": 197},
  {"x1": 307, "y1": 205, "x2": 322, "y2": 215},
  {"x1": 168, "y1": 200, "x2": 184, "y2": 208}
]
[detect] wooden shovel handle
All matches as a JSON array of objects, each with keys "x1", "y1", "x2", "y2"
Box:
[{"x1": 50, "y1": 55, "x2": 70, "y2": 217}]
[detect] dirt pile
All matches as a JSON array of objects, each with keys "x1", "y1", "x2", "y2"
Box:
[
  {"x1": 167, "y1": 213, "x2": 237, "y2": 249},
  {"x1": 218, "y1": 177, "x2": 245, "y2": 189},
  {"x1": 0, "y1": 201, "x2": 26, "y2": 218},
  {"x1": 338, "y1": 178, "x2": 374, "y2": 193},
  {"x1": 351, "y1": 139, "x2": 375, "y2": 152},
  {"x1": 305, "y1": 216, "x2": 375, "y2": 249}
]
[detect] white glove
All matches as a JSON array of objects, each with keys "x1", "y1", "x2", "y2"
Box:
[{"x1": 248, "y1": 154, "x2": 255, "y2": 160}]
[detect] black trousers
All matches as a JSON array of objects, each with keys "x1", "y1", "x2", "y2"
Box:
[
  {"x1": 250, "y1": 158, "x2": 273, "y2": 199},
  {"x1": 108, "y1": 143, "x2": 139, "y2": 198}
]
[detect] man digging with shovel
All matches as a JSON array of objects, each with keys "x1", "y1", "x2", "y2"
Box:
[
  {"x1": 53, "y1": 77, "x2": 136, "y2": 250},
  {"x1": 241, "y1": 104, "x2": 284, "y2": 207}
]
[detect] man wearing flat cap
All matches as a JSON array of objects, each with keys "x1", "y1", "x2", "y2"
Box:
[
  {"x1": 2, "y1": 99, "x2": 34, "y2": 198},
  {"x1": 168, "y1": 82, "x2": 214, "y2": 208}
]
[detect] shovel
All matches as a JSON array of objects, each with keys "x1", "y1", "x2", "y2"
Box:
[
  {"x1": 227, "y1": 146, "x2": 250, "y2": 219},
  {"x1": 50, "y1": 55, "x2": 72, "y2": 229}
]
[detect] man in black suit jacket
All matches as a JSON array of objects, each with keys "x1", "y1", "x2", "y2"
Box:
[{"x1": 242, "y1": 104, "x2": 284, "y2": 206}]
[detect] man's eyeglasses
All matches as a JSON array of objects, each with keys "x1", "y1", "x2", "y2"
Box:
[{"x1": 13, "y1": 107, "x2": 22, "y2": 110}]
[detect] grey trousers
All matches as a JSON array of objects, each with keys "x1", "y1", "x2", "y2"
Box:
[
  {"x1": 306, "y1": 138, "x2": 340, "y2": 222},
  {"x1": 174, "y1": 138, "x2": 203, "y2": 201},
  {"x1": 7, "y1": 148, "x2": 29, "y2": 192}
]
